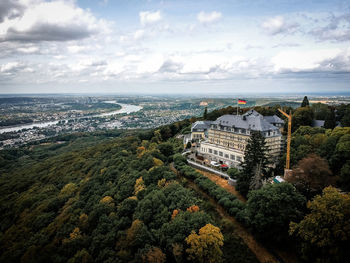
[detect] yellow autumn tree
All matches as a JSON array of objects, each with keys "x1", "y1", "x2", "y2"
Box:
[
  {"x1": 100, "y1": 196, "x2": 114, "y2": 207},
  {"x1": 157, "y1": 178, "x2": 167, "y2": 188},
  {"x1": 153, "y1": 158, "x2": 164, "y2": 167},
  {"x1": 63, "y1": 227, "x2": 82, "y2": 244},
  {"x1": 185, "y1": 224, "x2": 224, "y2": 263},
  {"x1": 59, "y1": 182, "x2": 78, "y2": 198},
  {"x1": 134, "y1": 177, "x2": 145, "y2": 195}
]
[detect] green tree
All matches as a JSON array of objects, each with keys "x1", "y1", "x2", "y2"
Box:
[
  {"x1": 324, "y1": 107, "x2": 336, "y2": 129},
  {"x1": 340, "y1": 161, "x2": 350, "y2": 191},
  {"x1": 237, "y1": 131, "x2": 269, "y2": 196},
  {"x1": 243, "y1": 183, "x2": 306, "y2": 242},
  {"x1": 185, "y1": 224, "x2": 224, "y2": 263},
  {"x1": 292, "y1": 106, "x2": 314, "y2": 132},
  {"x1": 158, "y1": 142, "x2": 174, "y2": 158},
  {"x1": 312, "y1": 102, "x2": 330, "y2": 120},
  {"x1": 290, "y1": 186, "x2": 350, "y2": 263},
  {"x1": 301, "y1": 96, "x2": 309, "y2": 107},
  {"x1": 227, "y1": 167, "x2": 240, "y2": 180},
  {"x1": 203, "y1": 107, "x2": 208, "y2": 120}
]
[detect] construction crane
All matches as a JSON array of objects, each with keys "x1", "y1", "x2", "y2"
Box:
[{"x1": 278, "y1": 109, "x2": 292, "y2": 173}]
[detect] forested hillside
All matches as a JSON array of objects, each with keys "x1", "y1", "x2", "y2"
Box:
[
  {"x1": 0, "y1": 126, "x2": 257, "y2": 263},
  {"x1": 1, "y1": 103, "x2": 350, "y2": 263}
]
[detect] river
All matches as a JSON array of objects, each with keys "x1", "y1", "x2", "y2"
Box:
[{"x1": 0, "y1": 102, "x2": 142, "y2": 134}]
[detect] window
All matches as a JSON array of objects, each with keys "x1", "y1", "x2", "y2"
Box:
[
  {"x1": 214, "y1": 150, "x2": 218, "y2": 155},
  {"x1": 230, "y1": 154, "x2": 235, "y2": 160},
  {"x1": 237, "y1": 156, "x2": 242, "y2": 162},
  {"x1": 219, "y1": 151, "x2": 223, "y2": 157},
  {"x1": 225, "y1": 154, "x2": 229, "y2": 158},
  {"x1": 209, "y1": 148, "x2": 212, "y2": 153}
]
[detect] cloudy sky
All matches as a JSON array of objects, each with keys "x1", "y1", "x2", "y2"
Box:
[{"x1": 0, "y1": 0, "x2": 349, "y2": 94}]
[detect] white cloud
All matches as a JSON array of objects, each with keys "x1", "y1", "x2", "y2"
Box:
[
  {"x1": 262, "y1": 16, "x2": 299, "y2": 35},
  {"x1": 0, "y1": 61, "x2": 30, "y2": 75},
  {"x1": 134, "y1": 29, "x2": 145, "y2": 40},
  {"x1": 67, "y1": 45, "x2": 88, "y2": 54},
  {"x1": 139, "y1": 11, "x2": 162, "y2": 26},
  {"x1": 0, "y1": 0, "x2": 109, "y2": 42},
  {"x1": 271, "y1": 49, "x2": 343, "y2": 73},
  {"x1": 197, "y1": 11, "x2": 222, "y2": 24},
  {"x1": 17, "y1": 46, "x2": 39, "y2": 54}
]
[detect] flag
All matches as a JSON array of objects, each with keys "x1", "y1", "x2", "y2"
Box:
[{"x1": 238, "y1": 99, "x2": 247, "y2": 104}]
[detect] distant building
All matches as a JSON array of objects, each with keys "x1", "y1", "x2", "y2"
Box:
[
  {"x1": 312, "y1": 119, "x2": 341, "y2": 128},
  {"x1": 312, "y1": 120, "x2": 325, "y2": 128},
  {"x1": 200, "y1": 101, "x2": 208, "y2": 106},
  {"x1": 195, "y1": 110, "x2": 284, "y2": 168}
]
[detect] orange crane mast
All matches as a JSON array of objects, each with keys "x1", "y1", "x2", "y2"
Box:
[{"x1": 278, "y1": 109, "x2": 292, "y2": 172}]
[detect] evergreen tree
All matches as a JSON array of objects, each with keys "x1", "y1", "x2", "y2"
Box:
[
  {"x1": 203, "y1": 107, "x2": 208, "y2": 120},
  {"x1": 301, "y1": 96, "x2": 309, "y2": 107},
  {"x1": 237, "y1": 131, "x2": 269, "y2": 196},
  {"x1": 324, "y1": 107, "x2": 336, "y2": 129}
]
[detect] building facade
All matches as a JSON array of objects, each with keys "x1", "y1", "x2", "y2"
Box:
[{"x1": 196, "y1": 110, "x2": 284, "y2": 168}]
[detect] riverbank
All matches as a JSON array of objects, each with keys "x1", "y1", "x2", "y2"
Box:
[{"x1": 0, "y1": 103, "x2": 142, "y2": 134}]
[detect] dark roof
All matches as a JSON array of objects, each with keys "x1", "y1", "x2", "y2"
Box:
[
  {"x1": 264, "y1": 115, "x2": 284, "y2": 124},
  {"x1": 243, "y1": 109, "x2": 262, "y2": 117},
  {"x1": 244, "y1": 110, "x2": 284, "y2": 124},
  {"x1": 213, "y1": 114, "x2": 280, "y2": 133},
  {"x1": 312, "y1": 120, "x2": 325, "y2": 128},
  {"x1": 191, "y1": 121, "x2": 213, "y2": 132}
]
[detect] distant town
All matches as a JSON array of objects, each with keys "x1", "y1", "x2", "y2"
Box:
[{"x1": 1, "y1": 95, "x2": 349, "y2": 149}]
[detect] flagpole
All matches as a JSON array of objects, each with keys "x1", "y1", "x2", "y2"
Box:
[{"x1": 237, "y1": 99, "x2": 238, "y2": 115}]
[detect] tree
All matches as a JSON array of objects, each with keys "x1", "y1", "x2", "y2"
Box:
[
  {"x1": 290, "y1": 186, "x2": 350, "y2": 263},
  {"x1": 287, "y1": 154, "x2": 333, "y2": 199},
  {"x1": 292, "y1": 107, "x2": 314, "y2": 132},
  {"x1": 68, "y1": 249, "x2": 93, "y2": 263},
  {"x1": 237, "y1": 131, "x2": 269, "y2": 196},
  {"x1": 340, "y1": 161, "x2": 350, "y2": 191},
  {"x1": 185, "y1": 224, "x2": 224, "y2": 263},
  {"x1": 186, "y1": 205, "x2": 199, "y2": 213},
  {"x1": 124, "y1": 219, "x2": 153, "y2": 249},
  {"x1": 243, "y1": 183, "x2": 306, "y2": 243},
  {"x1": 203, "y1": 107, "x2": 208, "y2": 120},
  {"x1": 142, "y1": 246, "x2": 166, "y2": 263},
  {"x1": 134, "y1": 177, "x2": 145, "y2": 195},
  {"x1": 227, "y1": 167, "x2": 240, "y2": 180},
  {"x1": 312, "y1": 102, "x2": 330, "y2": 120},
  {"x1": 158, "y1": 142, "x2": 174, "y2": 158},
  {"x1": 301, "y1": 96, "x2": 309, "y2": 107},
  {"x1": 324, "y1": 107, "x2": 336, "y2": 129}
]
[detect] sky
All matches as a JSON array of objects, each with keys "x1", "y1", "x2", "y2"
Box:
[{"x1": 0, "y1": 0, "x2": 349, "y2": 94}]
